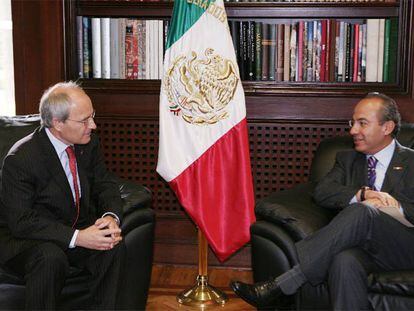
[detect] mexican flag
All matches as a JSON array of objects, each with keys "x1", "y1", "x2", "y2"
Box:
[{"x1": 156, "y1": 0, "x2": 255, "y2": 262}]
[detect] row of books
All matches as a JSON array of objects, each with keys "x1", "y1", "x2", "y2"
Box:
[
  {"x1": 77, "y1": 17, "x2": 168, "y2": 79},
  {"x1": 224, "y1": 0, "x2": 396, "y2": 2},
  {"x1": 230, "y1": 18, "x2": 398, "y2": 83}
]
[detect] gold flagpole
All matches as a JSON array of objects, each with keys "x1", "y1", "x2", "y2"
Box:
[{"x1": 177, "y1": 228, "x2": 228, "y2": 307}]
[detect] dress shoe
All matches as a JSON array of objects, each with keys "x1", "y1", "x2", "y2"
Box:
[{"x1": 230, "y1": 279, "x2": 287, "y2": 308}]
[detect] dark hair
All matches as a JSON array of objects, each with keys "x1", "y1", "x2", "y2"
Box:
[{"x1": 364, "y1": 92, "x2": 401, "y2": 137}]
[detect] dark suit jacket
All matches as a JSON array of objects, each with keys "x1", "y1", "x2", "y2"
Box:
[
  {"x1": 313, "y1": 141, "x2": 414, "y2": 224},
  {"x1": 0, "y1": 127, "x2": 122, "y2": 264}
]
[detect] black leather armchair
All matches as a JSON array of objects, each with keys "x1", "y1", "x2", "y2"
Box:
[
  {"x1": 251, "y1": 123, "x2": 414, "y2": 310},
  {"x1": 0, "y1": 115, "x2": 155, "y2": 310}
]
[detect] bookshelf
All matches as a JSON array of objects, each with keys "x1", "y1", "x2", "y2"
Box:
[{"x1": 60, "y1": 0, "x2": 414, "y2": 267}]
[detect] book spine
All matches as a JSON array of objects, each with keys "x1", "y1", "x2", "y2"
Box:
[
  {"x1": 145, "y1": 20, "x2": 151, "y2": 79},
  {"x1": 344, "y1": 23, "x2": 351, "y2": 82},
  {"x1": 261, "y1": 23, "x2": 269, "y2": 80},
  {"x1": 357, "y1": 22, "x2": 363, "y2": 82},
  {"x1": 290, "y1": 23, "x2": 297, "y2": 82},
  {"x1": 320, "y1": 20, "x2": 327, "y2": 82},
  {"x1": 119, "y1": 18, "x2": 126, "y2": 79},
  {"x1": 377, "y1": 18, "x2": 385, "y2": 82},
  {"x1": 353, "y1": 23, "x2": 359, "y2": 82},
  {"x1": 268, "y1": 24, "x2": 276, "y2": 81},
  {"x1": 247, "y1": 21, "x2": 256, "y2": 80},
  {"x1": 110, "y1": 18, "x2": 120, "y2": 79},
  {"x1": 388, "y1": 18, "x2": 398, "y2": 83},
  {"x1": 76, "y1": 16, "x2": 83, "y2": 78},
  {"x1": 158, "y1": 20, "x2": 164, "y2": 79},
  {"x1": 255, "y1": 22, "x2": 262, "y2": 81},
  {"x1": 276, "y1": 23, "x2": 284, "y2": 82},
  {"x1": 91, "y1": 17, "x2": 102, "y2": 78},
  {"x1": 297, "y1": 21, "x2": 304, "y2": 82},
  {"x1": 284, "y1": 23, "x2": 291, "y2": 81},
  {"x1": 366, "y1": 19, "x2": 379, "y2": 82},
  {"x1": 101, "y1": 17, "x2": 111, "y2": 79},
  {"x1": 382, "y1": 18, "x2": 391, "y2": 82},
  {"x1": 137, "y1": 20, "x2": 144, "y2": 80},
  {"x1": 82, "y1": 17, "x2": 92, "y2": 79},
  {"x1": 306, "y1": 21, "x2": 313, "y2": 81}
]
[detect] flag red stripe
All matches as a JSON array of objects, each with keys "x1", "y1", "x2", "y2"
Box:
[{"x1": 170, "y1": 118, "x2": 255, "y2": 262}]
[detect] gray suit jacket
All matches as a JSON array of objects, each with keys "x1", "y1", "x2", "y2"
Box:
[
  {"x1": 313, "y1": 142, "x2": 414, "y2": 224},
  {"x1": 0, "y1": 127, "x2": 122, "y2": 264}
]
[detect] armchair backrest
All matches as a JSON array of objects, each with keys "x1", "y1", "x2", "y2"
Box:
[
  {"x1": 309, "y1": 123, "x2": 414, "y2": 183},
  {"x1": 0, "y1": 115, "x2": 40, "y2": 179}
]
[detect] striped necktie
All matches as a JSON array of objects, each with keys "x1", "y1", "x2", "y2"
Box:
[{"x1": 367, "y1": 156, "x2": 378, "y2": 190}]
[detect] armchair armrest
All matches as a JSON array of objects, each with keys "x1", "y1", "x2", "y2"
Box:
[
  {"x1": 255, "y1": 183, "x2": 336, "y2": 241},
  {"x1": 118, "y1": 179, "x2": 154, "y2": 235}
]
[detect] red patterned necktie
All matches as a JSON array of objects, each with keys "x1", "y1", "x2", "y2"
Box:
[{"x1": 65, "y1": 146, "x2": 80, "y2": 227}]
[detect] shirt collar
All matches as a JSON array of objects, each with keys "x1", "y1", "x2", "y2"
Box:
[
  {"x1": 45, "y1": 127, "x2": 71, "y2": 156},
  {"x1": 368, "y1": 139, "x2": 396, "y2": 169}
]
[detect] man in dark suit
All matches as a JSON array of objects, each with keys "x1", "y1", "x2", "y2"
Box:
[
  {"x1": 0, "y1": 81, "x2": 125, "y2": 309},
  {"x1": 231, "y1": 93, "x2": 414, "y2": 310}
]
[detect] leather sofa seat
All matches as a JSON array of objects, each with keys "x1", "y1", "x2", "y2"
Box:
[
  {"x1": 0, "y1": 115, "x2": 155, "y2": 310},
  {"x1": 251, "y1": 123, "x2": 414, "y2": 310}
]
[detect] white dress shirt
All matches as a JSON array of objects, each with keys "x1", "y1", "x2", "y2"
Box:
[{"x1": 45, "y1": 128, "x2": 119, "y2": 248}]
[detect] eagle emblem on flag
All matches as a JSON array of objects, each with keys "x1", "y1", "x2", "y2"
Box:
[{"x1": 164, "y1": 48, "x2": 239, "y2": 125}]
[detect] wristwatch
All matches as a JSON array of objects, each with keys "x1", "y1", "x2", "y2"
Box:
[{"x1": 360, "y1": 186, "x2": 371, "y2": 202}]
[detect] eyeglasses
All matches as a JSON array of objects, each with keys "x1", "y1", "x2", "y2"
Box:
[{"x1": 66, "y1": 111, "x2": 96, "y2": 126}]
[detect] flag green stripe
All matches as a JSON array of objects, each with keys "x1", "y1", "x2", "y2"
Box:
[{"x1": 166, "y1": 0, "x2": 216, "y2": 50}]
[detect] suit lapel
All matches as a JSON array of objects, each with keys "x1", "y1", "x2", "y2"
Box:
[
  {"x1": 353, "y1": 152, "x2": 367, "y2": 187},
  {"x1": 37, "y1": 128, "x2": 75, "y2": 205},
  {"x1": 381, "y1": 142, "x2": 407, "y2": 193}
]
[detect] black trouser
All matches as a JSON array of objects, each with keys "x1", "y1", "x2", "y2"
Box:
[
  {"x1": 296, "y1": 204, "x2": 414, "y2": 310},
  {"x1": 6, "y1": 241, "x2": 126, "y2": 310}
]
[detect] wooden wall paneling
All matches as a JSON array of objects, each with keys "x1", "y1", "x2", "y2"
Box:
[
  {"x1": 96, "y1": 118, "x2": 350, "y2": 266},
  {"x1": 12, "y1": 0, "x2": 65, "y2": 115}
]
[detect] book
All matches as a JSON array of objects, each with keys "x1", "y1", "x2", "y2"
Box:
[
  {"x1": 158, "y1": 20, "x2": 164, "y2": 79},
  {"x1": 297, "y1": 21, "x2": 304, "y2": 81},
  {"x1": 283, "y1": 23, "x2": 290, "y2": 81},
  {"x1": 91, "y1": 17, "x2": 102, "y2": 78},
  {"x1": 76, "y1": 16, "x2": 83, "y2": 78},
  {"x1": 353, "y1": 23, "x2": 359, "y2": 82},
  {"x1": 290, "y1": 23, "x2": 297, "y2": 82},
  {"x1": 119, "y1": 18, "x2": 126, "y2": 79},
  {"x1": 268, "y1": 24, "x2": 276, "y2": 81},
  {"x1": 377, "y1": 18, "x2": 385, "y2": 82},
  {"x1": 320, "y1": 20, "x2": 327, "y2": 82},
  {"x1": 366, "y1": 19, "x2": 380, "y2": 82},
  {"x1": 82, "y1": 17, "x2": 92, "y2": 79},
  {"x1": 276, "y1": 23, "x2": 284, "y2": 82},
  {"x1": 261, "y1": 23, "x2": 269, "y2": 80},
  {"x1": 110, "y1": 18, "x2": 120, "y2": 79},
  {"x1": 247, "y1": 21, "x2": 256, "y2": 80},
  {"x1": 388, "y1": 18, "x2": 398, "y2": 83},
  {"x1": 137, "y1": 20, "x2": 145, "y2": 80},
  {"x1": 101, "y1": 17, "x2": 111, "y2": 79},
  {"x1": 382, "y1": 18, "x2": 391, "y2": 82},
  {"x1": 255, "y1": 22, "x2": 262, "y2": 81},
  {"x1": 125, "y1": 19, "x2": 138, "y2": 80}
]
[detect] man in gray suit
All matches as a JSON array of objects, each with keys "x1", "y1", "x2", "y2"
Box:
[
  {"x1": 0, "y1": 82, "x2": 125, "y2": 309},
  {"x1": 231, "y1": 93, "x2": 414, "y2": 310}
]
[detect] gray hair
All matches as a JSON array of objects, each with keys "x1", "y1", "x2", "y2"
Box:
[
  {"x1": 364, "y1": 92, "x2": 401, "y2": 137},
  {"x1": 39, "y1": 81, "x2": 83, "y2": 128}
]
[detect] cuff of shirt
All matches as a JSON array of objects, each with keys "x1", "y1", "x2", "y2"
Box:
[
  {"x1": 102, "y1": 212, "x2": 120, "y2": 225},
  {"x1": 69, "y1": 229, "x2": 79, "y2": 248},
  {"x1": 350, "y1": 195, "x2": 358, "y2": 204}
]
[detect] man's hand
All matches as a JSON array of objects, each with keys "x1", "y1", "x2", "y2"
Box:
[
  {"x1": 364, "y1": 190, "x2": 399, "y2": 208},
  {"x1": 75, "y1": 216, "x2": 122, "y2": 250}
]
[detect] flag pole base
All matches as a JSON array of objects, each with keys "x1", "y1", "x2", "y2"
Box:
[{"x1": 177, "y1": 275, "x2": 228, "y2": 308}]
